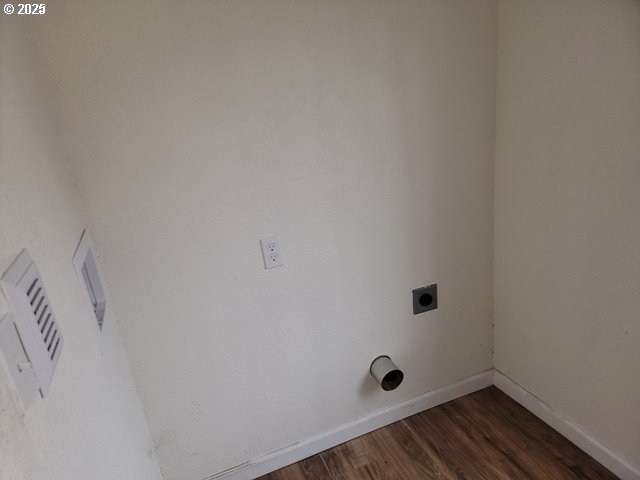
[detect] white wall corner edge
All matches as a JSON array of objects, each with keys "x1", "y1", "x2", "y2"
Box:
[
  {"x1": 204, "y1": 370, "x2": 494, "y2": 480},
  {"x1": 493, "y1": 370, "x2": 640, "y2": 480}
]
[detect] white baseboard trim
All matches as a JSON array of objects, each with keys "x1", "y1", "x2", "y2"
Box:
[
  {"x1": 205, "y1": 370, "x2": 639, "y2": 480},
  {"x1": 493, "y1": 370, "x2": 640, "y2": 480},
  {"x1": 205, "y1": 370, "x2": 494, "y2": 480}
]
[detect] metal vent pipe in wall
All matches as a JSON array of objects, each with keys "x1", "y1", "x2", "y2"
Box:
[{"x1": 369, "y1": 355, "x2": 404, "y2": 391}]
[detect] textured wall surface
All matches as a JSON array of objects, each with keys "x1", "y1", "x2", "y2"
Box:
[
  {"x1": 494, "y1": 0, "x2": 640, "y2": 471},
  {"x1": 0, "y1": 18, "x2": 162, "y2": 480},
  {"x1": 28, "y1": 1, "x2": 496, "y2": 478}
]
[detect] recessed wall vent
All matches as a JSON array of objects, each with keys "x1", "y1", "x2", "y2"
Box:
[
  {"x1": 0, "y1": 249, "x2": 64, "y2": 397},
  {"x1": 73, "y1": 230, "x2": 107, "y2": 331}
]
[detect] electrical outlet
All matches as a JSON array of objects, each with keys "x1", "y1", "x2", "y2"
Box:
[{"x1": 260, "y1": 236, "x2": 284, "y2": 269}]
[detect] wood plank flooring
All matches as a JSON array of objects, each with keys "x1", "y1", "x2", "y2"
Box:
[{"x1": 257, "y1": 387, "x2": 617, "y2": 480}]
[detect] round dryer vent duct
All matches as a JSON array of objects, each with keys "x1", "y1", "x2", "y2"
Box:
[{"x1": 369, "y1": 355, "x2": 404, "y2": 391}]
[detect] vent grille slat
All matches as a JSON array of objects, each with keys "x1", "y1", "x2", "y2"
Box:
[
  {"x1": 40, "y1": 313, "x2": 50, "y2": 333},
  {"x1": 33, "y1": 295, "x2": 45, "y2": 316},
  {"x1": 26, "y1": 278, "x2": 38, "y2": 297},
  {"x1": 50, "y1": 337, "x2": 61, "y2": 360},
  {"x1": 44, "y1": 321, "x2": 55, "y2": 343},
  {"x1": 48, "y1": 329, "x2": 57, "y2": 351},
  {"x1": 37, "y1": 305, "x2": 48, "y2": 325},
  {"x1": 30, "y1": 287, "x2": 41, "y2": 305}
]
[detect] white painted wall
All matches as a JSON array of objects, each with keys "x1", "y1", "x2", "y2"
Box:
[
  {"x1": 494, "y1": 0, "x2": 640, "y2": 471},
  {"x1": 28, "y1": 1, "x2": 496, "y2": 478},
  {"x1": 0, "y1": 18, "x2": 162, "y2": 480}
]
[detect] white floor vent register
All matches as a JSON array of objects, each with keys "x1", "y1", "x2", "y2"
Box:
[{"x1": 0, "y1": 249, "x2": 63, "y2": 401}]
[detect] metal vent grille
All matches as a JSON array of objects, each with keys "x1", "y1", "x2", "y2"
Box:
[{"x1": 1, "y1": 250, "x2": 63, "y2": 396}]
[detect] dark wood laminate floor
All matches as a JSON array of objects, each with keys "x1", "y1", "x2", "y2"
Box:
[{"x1": 258, "y1": 387, "x2": 617, "y2": 480}]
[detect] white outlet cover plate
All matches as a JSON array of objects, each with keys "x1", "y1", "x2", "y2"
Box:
[{"x1": 260, "y1": 236, "x2": 284, "y2": 269}]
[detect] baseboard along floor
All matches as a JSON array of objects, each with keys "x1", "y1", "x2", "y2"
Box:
[{"x1": 207, "y1": 371, "x2": 639, "y2": 480}]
